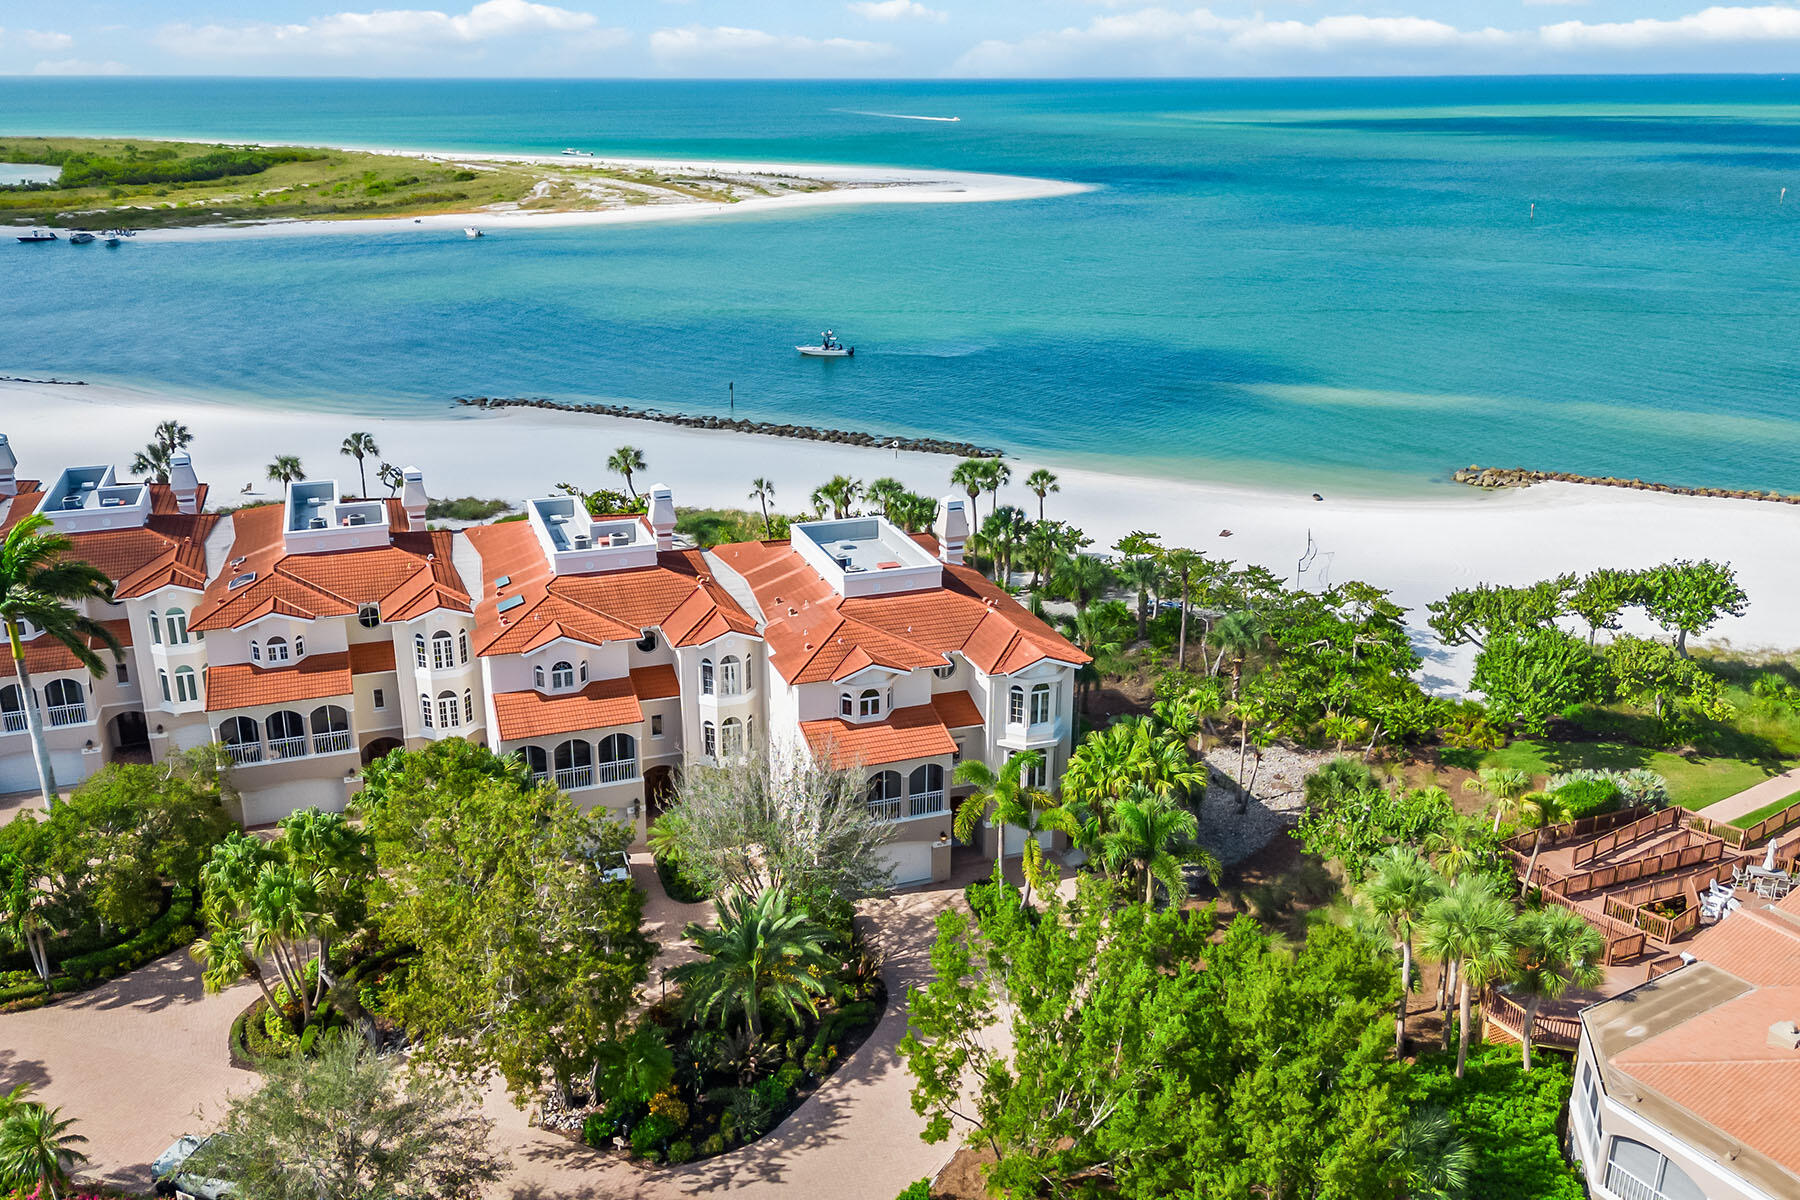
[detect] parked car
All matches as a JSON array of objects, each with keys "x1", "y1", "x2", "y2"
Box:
[{"x1": 152, "y1": 1134, "x2": 237, "y2": 1200}]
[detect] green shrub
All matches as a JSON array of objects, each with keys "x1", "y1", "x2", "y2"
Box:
[
  {"x1": 667, "y1": 1138, "x2": 695, "y2": 1164},
  {"x1": 896, "y1": 1181, "x2": 933, "y2": 1200},
  {"x1": 653, "y1": 853, "x2": 707, "y2": 903},
  {"x1": 751, "y1": 1074, "x2": 791, "y2": 1111},
  {"x1": 582, "y1": 1113, "x2": 614, "y2": 1149},
  {"x1": 727, "y1": 1088, "x2": 774, "y2": 1140},
  {"x1": 424, "y1": 496, "x2": 512, "y2": 521},
  {"x1": 1552, "y1": 778, "x2": 1622, "y2": 818},
  {"x1": 775, "y1": 1061, "x2": 804, "y2": 1093},
  {"x1": 630, "y1": 1113, "x2": 678, "y2": 1156},
  {"x1": 1406, "y1": 1046, "x2": 1585, "y2": 1200},
  {"x1": 702, "y1": 1133, "x2": 726, "y2": 1156}
]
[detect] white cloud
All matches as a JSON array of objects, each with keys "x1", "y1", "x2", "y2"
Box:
[
  {"x1": 952, "y1": 4, "x2": 1800, "y2": 74},
  {"x1": 848, "y1": 0, "x2": 948, "y2": 21},
  {"x1": 32, "y1": 58, "x2": 129, "y2": 75},
  {"x1": 157, "y1": 0, "x2": 623, "y2": 59},
  {"x1": 22, "y1": 30, "x2": 75, "y2": 52},
  {"x1": 649, "y1": 25, "x2": 896, "y2": 70},
  {"x1": 1521, "y1": 0, "x2": 1589, "y2": 8}
]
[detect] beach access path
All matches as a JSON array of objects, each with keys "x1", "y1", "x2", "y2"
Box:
[{"x1": 1700, "y1": 766, "x2": 1800, "y2": 824}]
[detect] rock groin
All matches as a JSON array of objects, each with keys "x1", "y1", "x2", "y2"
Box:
[
  {"x1": 1452, "y1": 465, "x2": 1800, "y2": 504},
  {"x1": 454, "y1": 396, "x2": 1002, "y2": 459}
]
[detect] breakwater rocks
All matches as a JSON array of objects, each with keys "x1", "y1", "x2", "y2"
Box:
[
  {"x1": 1453, "y1": 465, "x2": 1800, "y2": 504},
  {"x1": 455, "y1": 396, "x2": 1003, "y2": 459},
  {"x1": 0, "y1": 375, "x2": 85, "y2": 386}
]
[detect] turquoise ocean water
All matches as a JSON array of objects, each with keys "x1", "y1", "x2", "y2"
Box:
[{"x1": 2, "y1": 77, "x2": 1797, "y2": 494}]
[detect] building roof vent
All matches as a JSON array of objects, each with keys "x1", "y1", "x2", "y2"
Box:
[{"x1": 1770, "y1": 1021, "x2": 1800, "y2": 1051}]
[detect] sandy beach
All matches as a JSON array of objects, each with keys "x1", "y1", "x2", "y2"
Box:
[{"x1": 4, "y1": 378, "x2": 1796, "y2": 689}]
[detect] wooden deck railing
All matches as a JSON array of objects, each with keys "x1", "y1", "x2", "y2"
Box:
[
  {"x1": 1571, "y1": 807, "x2": 1684, "y2": 867},
  {"x1": 1502, "y1": 805, "x2": 1651, "y2": 855},
  {"x1": 1560, "y1": 838, "x2": 1727, "y2": 896},
  {"x1": 1542, "y1": 886, "x2": 1648, "y2": 964},
  {"x1": 1740, "y1": 797, "x2": 1800, "y2": 848},
  {"x1": 1482, "y1": 986, "x2": 1582, "y2": 1050}
]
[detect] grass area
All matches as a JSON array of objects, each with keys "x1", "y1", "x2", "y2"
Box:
[
  {"x1": 0, "y1": 136, "x2": 831, "y2": 230},
  {"x1": 1726, "y1": 788, "x2": 1800, "y2": 829},
  {"x1": 1469, "y1": 739, "x2": 1782, "y2": 810}
]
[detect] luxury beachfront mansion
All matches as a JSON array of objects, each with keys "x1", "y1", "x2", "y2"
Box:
[{"x1": 0, "y1": 437, "x2": 1085, "y2": 886}]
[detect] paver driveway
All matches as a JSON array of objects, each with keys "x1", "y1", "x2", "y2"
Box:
[{"x1": 0, "y1": 856, "x2": 969, "y2": 1200}]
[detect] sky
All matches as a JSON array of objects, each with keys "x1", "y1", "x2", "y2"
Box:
[{"x1": 3, "y1": 0, "x2": 1800, "y2": 77}]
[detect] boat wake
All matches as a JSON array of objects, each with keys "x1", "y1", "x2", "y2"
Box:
[{"x1": 837, "y1": 109, "x2": 961, "y2": 123}]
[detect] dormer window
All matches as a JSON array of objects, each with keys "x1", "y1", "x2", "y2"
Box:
[
  {"x1": 934, "y1": 661, "x2": 955, "y2": 680},
  {"x1": 840, "y1": 692, "x2": 853, "y2": 717},
  {"x1": 294, "y1": 636, "x2": 305, "y2": 659},
  {"x1": 859, "y1": 688, "x2": 881, "y2": 718},
  {"x1": 431, "y1": 630, "x2": 454, "y2": 671},
  {"x1": 551, "y1": 661, "x2": 574, "y2": 689},
  {"x1": 266, "y1": 636, "x2": 290, "y2": 664},
  {"x1": 250, "y1": 640, "x2": 261, "y2": 663},
  {"x1": 457, "y1": 629, "x2": 470, "y2": 664},
  {"x1": 534, "y1": 664, "x2": 546, "y2": 690},
  {"x1": 1009, "y1": 685, "x2": 1025, "y2": 724},
  {"x1": 1030, "y1": 683, "x2": 1053, "y2": 725},
  {"x1": 578, "y1": 660, "x2": 589, "y2": 683},
  {"x1": 719, "y1": 655, "x2": 742, "y2": 697}
]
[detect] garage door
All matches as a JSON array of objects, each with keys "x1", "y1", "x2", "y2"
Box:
[
  {"x1": 1003, "y1": 825, "x2": 1056, "y2": 855},
  {"x1": 878, "y1": 841, "x2": 933, "y2": 888},
  {"x1": 0, "y1": 749, "x2": 39, "y2": 796},
  {"x1": 171, "y1": 723, "x2": 213, "y2": 752},
  {"x1": 240, "y1": 778, "x2": 349, "y2": 827},
  {"x1": 51, "y1": 750, "x2": 90, "y2": 789}
]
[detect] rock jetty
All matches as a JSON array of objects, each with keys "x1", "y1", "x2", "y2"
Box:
[
  {"x1": 0, "y1": 375, "x2": 85, "y2": 386},
  {"x1": 1452, "y1": 465, "x2": 1800, "y2": 505},
  {"x1": 455, "y1": 396, "x2": 1002, "y2": 459}
]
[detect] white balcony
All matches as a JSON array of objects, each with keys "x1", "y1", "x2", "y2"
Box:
[
  {"x1": 313, "y1": 730, "x2": 353, "y2": 755},
  {"x1": 1, "y1": 712, "x2": 23, "y2": 734},
  {"x1": 867, "y1": 796, "x2": 903, "y2": 821},
  {"x1": 909, "y1": 789, "x2": 946, "y2": 819},
  {"x1": 1603, "y1": 1165, "x2": 1665, "y2": 1200},
  {"x1": 47, "y1": 703, "x2": 88, "y2": 728},
  {"x1": 556, "y1": 765, "x2": 595, "y2": 791},
  {"x1": 595, "y1": 758, "x2": 637, "y2": 785},
  {"x1": 223, "y1": 742, "x2": 263, "y2": 766},
  {"x1": 267, "y1": 735, "x2": 308, "y2": 760}
]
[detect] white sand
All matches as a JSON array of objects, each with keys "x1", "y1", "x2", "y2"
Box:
[{"x1": 5, "y1": 379, "x2": 1796, "y2": 690}]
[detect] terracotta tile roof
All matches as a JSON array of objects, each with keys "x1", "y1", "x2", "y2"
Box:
[
  {"x1": 1612, "y1": 985, "x2": 1800, "y2": 1177},
  {"x1": 1684, "y1": 901, "x2": 1800, "y2": 987},
  {"x1": 800, "y1": 702, "x2": 958, "y2": 770},
  {"x1": 0, "y1": 621, "x2": 133, "y2": 681},
  {"x1": 205, "y1": 652, "x2": 353, "y2": 711},
  {"x1": 348, "y1": 640, "x2": 397, "y2": 675},
  {"x1": 930, "y1": 690, "x2": 984, "y2": 729},
  {"x1": 709, "y1": 535, "x2": 1086, "y2": 686},
  {"x1": 0, "y1": 483, "x2": 219, "y2": 597},
  {"x1": 190, "y1": 502, "x2": 469, "y2": 632},
  {"x1": 462, "y1": 521, "x2": 757, "y2": 657},
  {"x1": 630, "y1": 663, "x2": 680, "y2": 702},
  {"x1": 491, "y1": 676, "x2": 642, "y2": 742}
]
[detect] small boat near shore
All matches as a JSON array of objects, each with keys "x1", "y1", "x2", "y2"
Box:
[
  {"x1": 16, "y1": 229, "x2": 57, "y2": 243},
  {"x1": 68, "y1": 232, "x2": 95, "y2": 245},
  {"x1": 797, "y1": 330, "x2": 853, "y2": 358},
  {"x1": 464, "y1": 226, "x2": 484, "y2": 239}
]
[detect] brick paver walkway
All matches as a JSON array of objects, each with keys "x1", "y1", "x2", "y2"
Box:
[{"x1": 1701, "y1": 766, "x2": 1800, "y2": 824}]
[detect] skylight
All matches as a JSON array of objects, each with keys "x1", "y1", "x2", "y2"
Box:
[{"x1": 497, "y1": 594, "x2": 525, "y2": 614}]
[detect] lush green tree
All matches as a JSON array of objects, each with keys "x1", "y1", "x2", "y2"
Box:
[
  {"x1": 1470, "y1": 625, "x2": 1600, "y2": 735},
  {"x1": 1362, "y1": 846, "x2": 1445, "y2": 1055},
  {"x1": 668, "y1": 886, "x2": 836, "y2": 1042},
  {"x1": 1100, "y1": 786, "x2": 1217, "y2": 906},
  {"x1": 1209, "y1": 610, "x2": 1264, "y2": 700},
  {"x1": 357, "y1": 742, "x2": 653, "y2": 1102},
  {"x1": 1508, "y1": 906, "x2": 1605, "y2": 1071},
  {"x1": 129, "y1": 420, "x2": 193, "y2": 483},
  {"x1": 980, "y1": 505, "x2": 1029, "y2": 584},
  {"x1": 606, "y1": 444, "x2": 647, "y2": 499},
  {"x1": 810, "y1": 473, "x2": 864, "y2": 519},
  {"x1": 950, "y1": 458, "x2": 989, "y2": 529},
  {"x1": 376, "y1": 460, "x2": 404, "y2": 496},
  {"x1": 865, "y1": 476, "x2": 905, "y2": 521},
  {"x1": 0, "y1": 513, "x2": 125, "y2": 805},
  {"x1": 187, "y1": 1030, "x2": 507, "y2": 1200},
  {"x1": 1295, "y1": 772, "x2": 1456, "y2": 882},
  {"x1": 1388, "y1": 1107, "x2": 1475, "y2": 1200},
  {"x1": 1049, "y1": 551, "x2": 1115, "y2": 614},
  {"x1": 1515, "y1": 791, "x2": 1576, "y2": 895},
  {"x1": 339, "y1": 431, "x2": 379, "y2": 497},
  {"x1": 592, "y1": 1023, "x2": 676, "y2": 1107},
  {"x1": 265, "y1": 454, "x2": 305, "y2": 484},
  {"x1": 1605, "y1": 634, "x2": 1731, "y2": 742},
  {"x1": 1640, "y1": 558, "x2": 1748, "y2": 656},
  {"x1": 1566, "y1": 567, "x2": 1646, "y2": 646},
  {"x1": 0, "y1": 1100, "x2": 87, "y2": 1200},
  {"x1": 1405, "y1": 1047, "x2": 1587, "y2": 1200},
  {"x1": 1425, "y1": 577, "x2": 1572, "y2": 649},
  {"x1": 954, "y1": 751, "x2": 1050, "y2": 880},
  {"x1": 888, "y1": 490, "x2": 940, "y2": 534},
  {"x1": 899, "y1": 877, "x2": 1409, "y2": 1200},
  {"x1": 748, "y1": 476, "x2": 777, "y2": 537},
  {"x1": 1463, "y1": 767, "x2": 1535, "y2": 833},
  {"x1": 1419, "y1": 876, "x2": 1515, "y2": 1078},
  {"x1": 1023, "y1": 467, "x2": 1059, "y2": 522}
]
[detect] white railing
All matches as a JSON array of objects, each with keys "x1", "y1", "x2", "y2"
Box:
[
  {"x1": 313, "y1": 730, "x2": 353, "y2": 755},
  {"x1": 868, "y1": 796, "x2": 902, "y2": 821},
  {"x1": 267, "y1": 735, "x2": 308, "y2": 760},
  {"x1": 555, "y1": 765, "x2": 595, "y2": 791},
  {"x1": 1604, "y1": 1164, "x2": 1666, "y2": 1200},
  {"x1": 47, "y1": 704, "x2": 87, "y2": 727},
  {"x1": 528, "y1": 769, "x2": 551, "y2": 786},
  {"x1": 909, "y1": 790, "x2": 946, "y2": 818},
  {"x1": 596, "y1": 758, "x2": 638, "y2": 784},
  {"x1": 1, "y1": 711, "x2": 22, "y2": 733},
  {"x1": 223, "y1": 742, "x2": 263, "y2": 765}
]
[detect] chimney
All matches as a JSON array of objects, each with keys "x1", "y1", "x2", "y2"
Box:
[
  {"x1": 0, "y1": 434, "x2": 15, "y2": 498},
  {"x1": 1769, "y1": 1021, "x2": 1800, "y2": 1051},
  {"x1": 168, "y1": 451, "x2": 200, "y2": 514},
  {"x1": 933, "y1": 495, "x2": 968, "y2": 565},
  {"x1": 401, "y1": 466, "x2": 428, "y2": 526},
  {"x1": 646, "y1": 483, "x2": 676, "y2": 552}
]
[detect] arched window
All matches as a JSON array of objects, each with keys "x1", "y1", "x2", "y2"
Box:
[
  {"x1": 637, "y1": 629, "x2": 658, "y2": 653},
  {"x1": 158, "y1": 670, "x2": 171, "y2": 703},
  {"x1": 700, "y1": 658, "x2": 715, "y2": 695},
  {"x1": 1604, "y1": 1139, "x2": 1704, "y2": 1200},
  {"x1": 436, "y1": 690, "x2": 460, "y2": 729},
  {"x1": 859, "y1": 688, "x2": 881, "y2": 718},
  {"x1": 0, "y1": 684, "x2": 23, "y2": 732},
  {"x1": 554, "y1": 739, "x2": 593, "y2": 788},
  {"x1": 866, "y1": 770, "x2": 903, "y2": 820},
  {"x1": 720, "y1": 717, "x2": 744, "y2": 758},
  {"x1": 431, "y1": 631, "x2": 454, "y2": 671},
  {"x1": 909, "y1": 764, "x2": 946, "y2": 816},
  {"x1": 578, "y1": 660, "x2": 589, "y2": 683},
  {"x1": 597, "y1": 732, "x2": 636, "y2": 773},
  {"x1": 703, "y1": 721, "x2": 717, "y2": 757},
  {"x1": 839, "y1": 692, "x2": 853, "y2": 717},
  {"x1": 551, "y1": 661, "x2": 574, "y2": 689},
  {"x1": 266, "y1": 636, "x2": 290, "y2": 664},
  {"x1": 44, "y1": 679, "x2": 83, "y2": 723},
  {"x1": 534, "y1": 664, "x2": 546, "y2": 689},
  {"x1": 420, "y1": 694, "x2": 433, "y2": 729},
  {"x1": 166, "y1": 608, "x2": 189, "y2": 645},
  {"x1": 1008, "y1": 685, "x2": 1026, "y2": 724},
  {"x1": 457, "y1": 629, "x2": 470, "y2": 664},
  {"x1": 463, "y1": 689, "x2": 474, "y2": 723},
  {"x1": 174, "y1": 666, "x2": 199, "y2": 703},
  {"x1": 218, "y1": 715, "x2": 261, "y2": 763},
  {"x1": 265, "y1": 710, "x2": 306, "y2": 757},
  {"x1": 294, "y1": 635, "x2": 305, "y2": 659},
  {"x1": 149, "y1": 611, "x2": 162, "y2": 645},
  {"x1": 250, "y1": 640, "x2": 261, "y2": 663},
  {"x1": 1030, "y1": 683, "x2": 1053, "y2": 725},
  {"x1": 414, "y1": 633, "x2": 428, "y2": 669},
  {"x1": 719, "y1": 655, "x2": 742, "y2": 696},
  {"x1": 522, "y1": 745, "x2": 549, "y2": 782}
]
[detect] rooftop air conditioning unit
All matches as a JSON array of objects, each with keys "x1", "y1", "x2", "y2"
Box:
[
  {"x1": 309, "y1": 516, "x2": 327, "y2": 529},
  {"x1": 572, "y1": 533, "x2": 592, "y2": 549},
  {"x1": 347, "y1": 514, "x2": 366, "y2": 526},
  {"x1": 61, "y1": 495, "x2": 84, "y2": 510},
  {"x1": 610, "y1": 532, "x2": 629, "y2": 547}
]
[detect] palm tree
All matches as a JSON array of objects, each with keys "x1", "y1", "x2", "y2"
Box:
[
  {"x1": 1463, "y1": 767, "x2": 1534, "y2": 832},
  {"x1": 866, "y1": 477, "x2": 906, "y2": 521},
  {"x1": 190, "y1": 922, "x2": 281, "y2": 1015},
  {"x1": 808, "y1": 474, "x2": 863, "y2": 520},
  {"x1": 667, "y1": 887, "x2": 835, "y2": 1042},
  {"x1": 1509, "y1": 905, "x2": 1605, "y2": 1071},
  {"x1": 129, "y1": 420, "x2": 193, "y2": 483},
  {"x1": 1103, "y1": 787, "x2": 1217, "y2": 906},
  {"x1": 1389, "y1": 1107, "x2": 1474, "y2": 1200},
  {"x1": 0, "y1": 1102, "x2": 89, "y2": 1200},
  {"x1": 0, "y1": 514, "x2": 124, "y2": 806},
  {"x1": 1049, "y1": 553, "x2": 1114, "y2": 613},
  {"x1": 1363, "y1": 846, "x2": 1445, "y2": 1054},
  {"x1": 607, "y1": 445, "x2": 646, "y2": 500},
  {"x1": 979, "y1": 506, "x2": 1028, "y2": 585},
  {"x1": 953, "y1": 751, "x2": 1049, "y2": 881},
  {"x1": 1419, "y1": 876, "x2": 1515, "y2": 1078},
  {"x1": 266, "y1": 455, "x2": 305, "y2": 485},
  {"x1": 339, "y1": 431, "x2": 380, "y2": 498},
  {"x1": 949, "y1": 458, "x2": 987, "y2": 530},
  {"x1": 1118, "y1": 555, "x2": 1160, "y2": 641},
  {"x1": 1210, "y1": 610, "x2": 1264, "y2": 701},
  {"x1": 376, "y1": 461, "x2": 405, "y2": 497},
  {"x1": 1024, "y1": 468, "x2": 1059, "y2": 522},
  {"x1": 746, "y1": 477, "x2": 776, "y2": 538},
  {"x1": 980, "y1": 458, "x2": 1012, "y2": 511},
  {"x1": 1516, "y1": 791, "x2": 1575, "y2": 895}
]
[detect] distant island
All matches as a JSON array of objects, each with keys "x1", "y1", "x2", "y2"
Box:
[{"x1": 0, "y1": 135, "x2": 843, "y2": 230}]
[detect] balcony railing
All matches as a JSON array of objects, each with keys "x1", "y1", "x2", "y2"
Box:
[
  {"x1": 555, "y1": 765, "x2": 595, "y2": 791},
  {"x1": 1604, "y1": 1164, "x2": 1669, "y2": 1200},
  {"x1": 313, "y1": 730, "x2": 353, "y2": 755},
  {"x1": 1, "y1": 711, "x2": 23, "y2": 733},
  {"x1": 223, "y1": 742, "x2": 263, "y2": 766},
  {"x1": 867, "y1": 796, "x2": 903, "y2": 821},
  {"x1": 909, "y1": 789, "x2": 946, "y2": 818},
  {"x1": 596, "y1": 758, "x2": 638, "y2": 784},
  {"x1": 267, "y1": 735, "x2": 308, "y2": 760},
  {"x1": 47, "y1": 703, "x2": 87, "y2": 728}
]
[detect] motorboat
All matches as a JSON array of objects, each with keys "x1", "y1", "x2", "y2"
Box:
[
  {"x1": 797, "y1": 330, "x2": 853, "y2": 358},
  {"x1": 16, "y1": 229, "x2": 57, "y2": 243},
  {"x1": 68, "y1": 231, "x2": 95, "y2": 245},
  {"x1": 464, "y1": 226, "x2": 484, "y2": 239}
]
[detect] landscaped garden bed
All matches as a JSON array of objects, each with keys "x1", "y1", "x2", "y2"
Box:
[{"x1": 0, "y1": 885, "x2": 200, "y2": 1013}]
